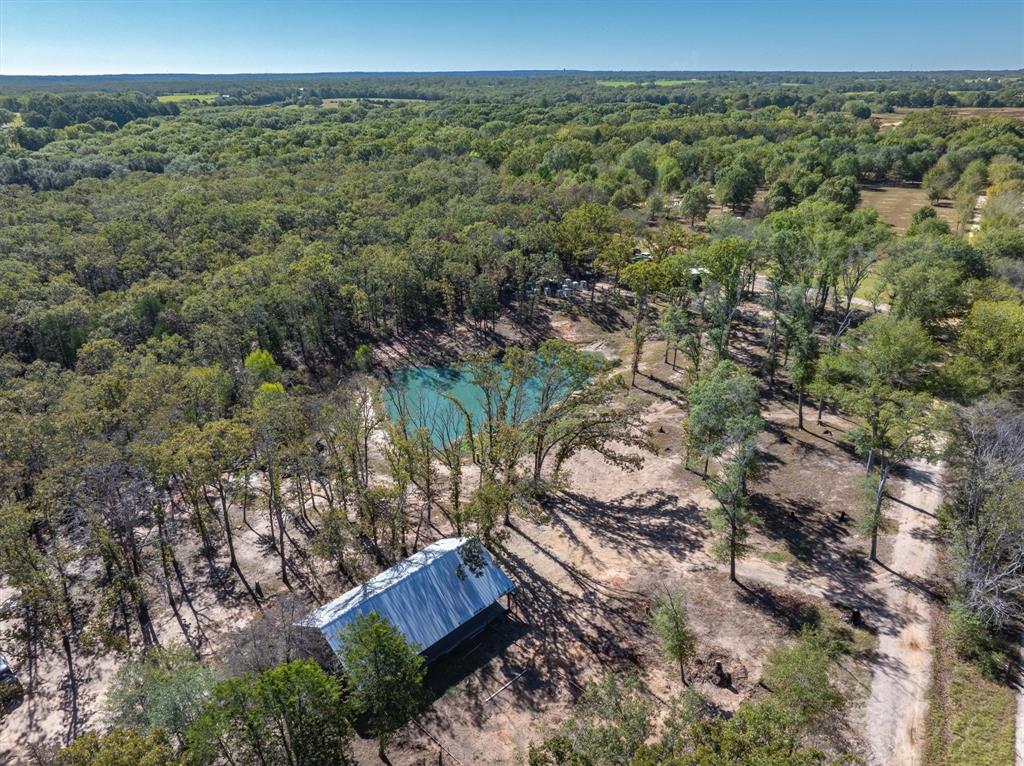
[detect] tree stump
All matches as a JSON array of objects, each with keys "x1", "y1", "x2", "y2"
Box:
[{"x1": 713, "y1": 661, "x2": 732, "y2": 688}]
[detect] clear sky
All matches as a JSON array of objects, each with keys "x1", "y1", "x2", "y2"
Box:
[{"x1": 1, "y1": 0, "x2": 1021, "y2": 76}]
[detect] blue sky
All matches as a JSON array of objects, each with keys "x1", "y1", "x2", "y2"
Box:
[{"x1": 1, "y1": 0, "x2": 1021, "y2": 75}]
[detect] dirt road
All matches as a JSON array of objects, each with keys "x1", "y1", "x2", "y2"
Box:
[{"x1": 862, "y1": 461, "x2": 941, "y2": 766}]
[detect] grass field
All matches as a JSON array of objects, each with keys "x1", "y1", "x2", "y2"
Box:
[
  {"x1": 858, "y1": 184, "x2": 958, "y2": 233},
  {"x1": 156, "y1": 92, "x2": 218, "y2": 103},
  {"x1": 924, "y1": 609, "x2": 1018, "y2": 766},
  {"x1": 653, "y1": 78, "x2": 707, "y2": 86},
  {"x1": 855, "y1": 184, "x2": 964, "y2": 302}
]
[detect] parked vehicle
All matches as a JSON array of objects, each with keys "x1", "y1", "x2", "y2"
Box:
[{"x1": 0, "y1": 654, "x2": 22, "y2": 710}]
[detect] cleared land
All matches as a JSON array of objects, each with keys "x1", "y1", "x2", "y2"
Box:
[
  {"x1": 873, "y1": 107, "x2": 1024, "y2": 132},
  {"x1": 354, "y1": 297, "x2": 884, "y2": 764}
]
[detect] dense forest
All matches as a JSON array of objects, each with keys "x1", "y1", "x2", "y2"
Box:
[{"x1": 1, "y1": 71, "x2": 1023, "y2": 765}]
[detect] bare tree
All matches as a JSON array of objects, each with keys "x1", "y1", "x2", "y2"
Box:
[
  {"x1": 222, "y1": 594, "x2": 333, "y2": 676},
  {"x1": 945, "y1": 401, "x2": 1024, "y2": 629}
]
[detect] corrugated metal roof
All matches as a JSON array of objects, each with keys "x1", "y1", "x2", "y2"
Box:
[{"x1": 302, "y1": 537, "x2": 515, "y2": 658}]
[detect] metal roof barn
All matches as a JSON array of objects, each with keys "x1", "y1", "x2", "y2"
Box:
[{"x1": 301, "y1": 537, "x2": 515, "y2": 663}]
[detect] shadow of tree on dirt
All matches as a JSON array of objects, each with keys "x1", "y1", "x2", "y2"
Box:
[{"x1": 548, "y1": 489, "x2": 708, "y2": 561}]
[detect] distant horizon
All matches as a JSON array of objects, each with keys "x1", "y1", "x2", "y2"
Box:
[
  {"x1": 2, "y1": 0, "x2": 1021, "y2": 76},
  {"x1": 4, "y1": 67, "x2": 1022, "y2": 80}
]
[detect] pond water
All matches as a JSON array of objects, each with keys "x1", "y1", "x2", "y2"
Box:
[{"x1": 383, "y1": 365, "x2": 552, "y2": 446}]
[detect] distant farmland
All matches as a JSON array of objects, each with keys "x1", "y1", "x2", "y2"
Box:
[
  {"x1": 597, "y1": 78, "x2": 708, "y2": 87},
  {"x1": 156, "y1": 92, "x2": 218, "y2": 103},
  {"x1": 320, "y1": 96, "x2": 430, "y2": 107}
]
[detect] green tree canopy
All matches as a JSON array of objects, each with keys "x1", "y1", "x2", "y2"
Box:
[{"x1": 338, "y1": 611, "x2": 426, "y2": 758}]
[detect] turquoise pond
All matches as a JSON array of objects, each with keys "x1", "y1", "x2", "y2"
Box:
[
  {"x1": 383, "y1": 365, "x2": 551, "y2": 446},
  {"x1": 383, "y1": 355, "x2": 603, "y2": 446}
]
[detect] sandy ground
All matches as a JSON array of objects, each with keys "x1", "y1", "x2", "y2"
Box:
[
  {"x1": 0, "y1": 499, "x2": 300, "y2": 764},
  {"x1": 970, "y1": 194, "x2": 987, "y2": 239},
  {"x1": 354, "y1": 319, "x2": 888, "y2": 764}
]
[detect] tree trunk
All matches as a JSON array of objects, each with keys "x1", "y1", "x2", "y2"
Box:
[
  {"x1": 870, "y1": 469, "x2": 887, "y2": 563},
  {"x1": 268, "y1": 463, "x2": 289, "y2": 589},
  {"x1": 61, "y1": 632, "x2": 79, "y2": 742},
  {"x1": 219, "y1": 482, "x2": 261, "y2": 607},
  {"x1": 729, "y1": 508, "x2": 738, "y2": 583},
  {"x1": 797, "y1": 389, "x2": 804, "y2": 430}
]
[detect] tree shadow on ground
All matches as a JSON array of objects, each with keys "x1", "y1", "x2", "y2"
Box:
[
  {"x1": 576, "y1": 297, "x2": 629, "y2": 334},
  {"x1": 549, "y1": 489, "x2": 707, "y2": 561},
  {"x1": 404, "y1": 612, "x2": 535, "y2": 732},
  {"x1": 749, "y1": 491, "x2": 907, "y2": 636},
  {"x1": 631, "y1": 374, "x2": 687, "y2": 409},
  {"x1": 735, "y1": 580, "x2": 836, "y2": 634}
]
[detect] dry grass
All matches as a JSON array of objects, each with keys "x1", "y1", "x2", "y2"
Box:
[
  {"x1": 367, "y1": 298, "x2": 880, "y2": 764},
  {"x1": 924, "y1": 608, "x2": 1017, "y2": 766},
  {"x1": 858, "y1": 185, "x2": 958, "y2": 234}
]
